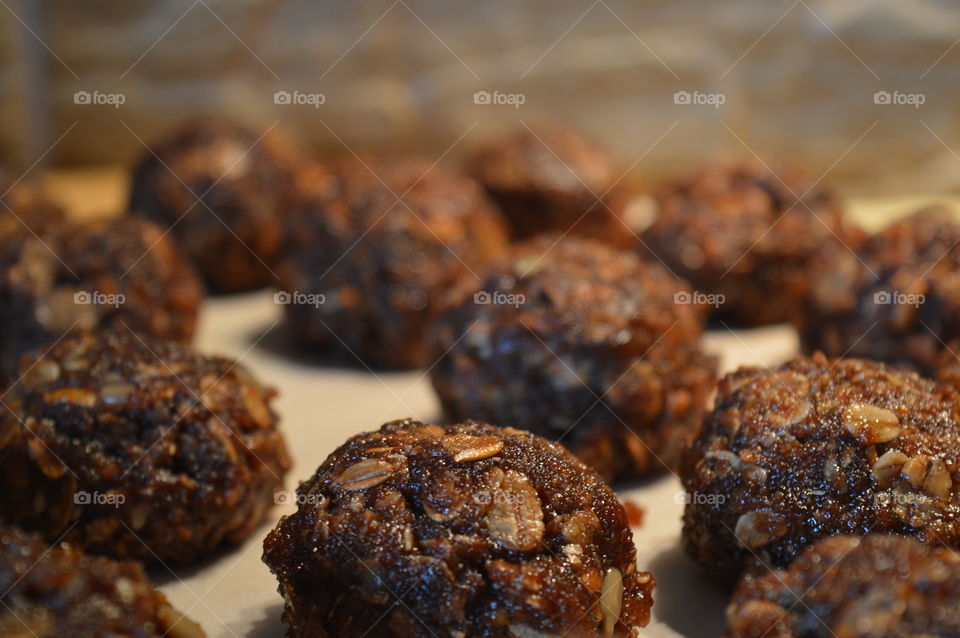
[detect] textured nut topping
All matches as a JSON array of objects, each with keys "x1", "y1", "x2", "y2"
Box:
[
  {"x1": 842, "y1": 403, "x2": 900, "y2": 445},
  {"x1": 264, "y1": 419, "x2": 655, "y2": 636},
  {"x1": 442, "y1": 434, "x2": 504, "y2": 463},
  {"x1": 485, "y1": 469, "x2": 544, "y2": 552},
  {"x1": 334, "y1": 459, "x2": 395, "y2": 491}
]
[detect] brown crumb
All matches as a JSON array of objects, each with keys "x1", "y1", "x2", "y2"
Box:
[{"x1": 622, "y1": 499, "x2": 645, "y2": 528}]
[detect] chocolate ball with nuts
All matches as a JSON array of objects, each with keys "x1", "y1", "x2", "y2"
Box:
[
  {"x1": 0, "y1": 331, "x2": 291, "y2": 565},
  {"x1": 799, "y1": 207, "x2": 960, "y2": 375},
  {"x1": 129, "y1": 117, "x2": 306, "y2": 292},
  {"x1": 263, "y1": 419, "x2": 654, "y2": 637},
  {"x1": 681, "y1": 353, "x2": 960, "y2": 584},
  {"x1": 643, "y1": 159, "x2": 860, "y2": 326},
  {"x1": 276, "y1": 155, "x2": 509, "y2": 369},
  {"x1": 466, "y1": 125, "x2": 649, "y2": 247},
  {"x1": 0, "y1": 215, "x2": 203, "y2": 385},
  {"x1": 430, "y1": 236, "x2": 717, "y2": 481},
  {"x1": 0, "y1": 525, "x2": 205, "y2": 637},
  {"x1": 727, "y1": 534, "x2": 960, "y2": 637}
]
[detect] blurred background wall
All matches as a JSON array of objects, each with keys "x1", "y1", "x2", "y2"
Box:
[{"x1": 2, "y1": 0, "x2": 960, "y2": 195}]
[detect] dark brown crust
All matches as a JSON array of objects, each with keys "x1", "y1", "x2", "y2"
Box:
[
  {"x1": 262, "y1": 419, "x2": 654, "y2": 638},
  {"x1": 277, "y1": 155, "x2": 509, "y2": 369},
  {"x1": 0, "y1": 215, "x2": 203, "y2": 385},
  {"x1": 0, "y1": 525, "x2": 205, "y2": 638},
  {"x1": 129, "y1": 117, "x2": 305, "y2": 292},
  {"x1": 682, "y1": 353, "x2": 960, "y2": 584},
  {"x1": 800, "y1": 207, "x2": 960, "y2": 375},
  {"x1": 0, "y1": 331, "x2": 290, "y2": 565},
  {"x1": 430, "y1": 236, "x2": 717, "y2": 481},
  {"x1": 643, "y1": 160, "x2": 859, "y2": 326},
  {"x1": 466, "y1": 126, "x2": 646, "y2": 247},
  {"x1": 726, "y1": 534, "x2": 960, "y2": 638}
]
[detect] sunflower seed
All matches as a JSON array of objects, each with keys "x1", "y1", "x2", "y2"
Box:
[
  {"x1": 600, "y1": 567, "x2": 623, "y2": 638},
  {"x1": 334, "y1": 459, "x2": 394, "y2": 491},
  {"x1": 901, "y1": 455, "x2": 930, "y2": 488}
]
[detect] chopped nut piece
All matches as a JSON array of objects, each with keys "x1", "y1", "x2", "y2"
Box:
[
  {"x1": 842, "y1": 404, "x2": 900, "y2": 445},
  {"x1": 872, "y1": 449, "x2": 909, "y2": 485},
  {"x1": 486, "y1": 470, "x2": 544, "y2": 552},
  {"x1": 442, "y1": 434, "x2": 504, "y2": 463},
  {"x1": 902, "y1": 455, "x2": 930, "y2": 488},
  {"x1": 924, "y1": 458, "x2": 952, "y2": 498}
]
